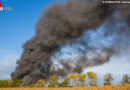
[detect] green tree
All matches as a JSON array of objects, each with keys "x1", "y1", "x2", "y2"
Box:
[
  {"x1": 7, "y1": 80, "x2": 13, "y2": 87},
  {"x1": 104, "y1": 73, "x2": 113, "y2": 86},
  {"x1": 0, "y1": 80, "x2": 8, "y2": 88},
  {"x1": 11, "y1": 80, "x2": 22, "y2": 87}
]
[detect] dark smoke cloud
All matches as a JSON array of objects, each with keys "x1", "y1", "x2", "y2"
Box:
[{"x1": 11, "y1": 0, "x2": 130, "y2": 86}]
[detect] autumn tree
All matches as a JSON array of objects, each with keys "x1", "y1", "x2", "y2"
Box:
[
  {"x1": 87, "y1": 72, "x2": 98, "y2": 86},
  {"x1": 35, "y1": 79, "x2": 46, "y2": 87},
  {"x1": 104, "y1": 73, "x2": 113, "y2": 86},
  {"x1": 67, "y1": 73, "x2": 80, "y2": 86},
  {"x1": 79, "y1": 74, "x2": 86, "y2": 86},
  {"x1": 58, "y1": 78, "x2": 69, "y2": 87},
  {"x1": 48, "y1": 75, "x2": 59, "y2": 87},
  {"x1": 122, "y1": 74, "x2": 130, "y2": 84}
]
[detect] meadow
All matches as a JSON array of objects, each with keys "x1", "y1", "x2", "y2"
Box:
[{"x1": 0, "y1": 84, "x2": 130, "y2": 90}]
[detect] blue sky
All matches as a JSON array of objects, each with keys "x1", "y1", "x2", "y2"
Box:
[
  {"x1": 0, "y1": 0, "x2": 60, "y2": 79},
  {"x1": 0, "y1": 0, "x2": 58, "y2": 53},
  {"x1": 0, "y1": 0, "x2": 130, "y2": 85}
]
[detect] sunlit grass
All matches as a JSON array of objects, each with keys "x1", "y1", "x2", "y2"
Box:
[{"x1": 0, "y1": 84, "x2": 130, "y2": 90}]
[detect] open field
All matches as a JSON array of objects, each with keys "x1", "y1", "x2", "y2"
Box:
[{"x1": 0, "y1": 84, "x2": 130, "y2": 90}]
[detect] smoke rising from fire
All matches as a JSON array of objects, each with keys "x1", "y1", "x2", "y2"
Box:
[{"x1": 11, "y1": 0, "x2": 130, "y2": 86}]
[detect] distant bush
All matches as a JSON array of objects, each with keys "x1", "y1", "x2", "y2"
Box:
[{"x1": 0, "y1": 80, "x2": 22, "y2": 88}]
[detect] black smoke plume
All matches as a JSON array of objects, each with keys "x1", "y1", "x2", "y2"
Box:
[{"x1": 11, "y1": 0, "x2": 130, "y2": 86}]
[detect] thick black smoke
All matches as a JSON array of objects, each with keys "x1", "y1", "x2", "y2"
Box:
[{"x1": 11, "y1": 0, "x2": 130, "y2": 86}]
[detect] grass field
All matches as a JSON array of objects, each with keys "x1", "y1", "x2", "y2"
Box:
[{"x1": 0, "y1": 84, "x2": 130, "y2": 90}]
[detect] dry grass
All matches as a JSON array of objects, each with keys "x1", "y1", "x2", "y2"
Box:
[{"x1": 0, "y1": 84, "x2": 130, "y2": 90}]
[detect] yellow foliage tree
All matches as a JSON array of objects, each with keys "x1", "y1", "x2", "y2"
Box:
[
  {"x1": 35, "y1": 79, "x2": 45, "y2": 87},
  {"x1": 58, "y1": 78, "x2": 69, "y2": 87},
  {"x1": 87, "y1": 72, "x2": 98, "y2": 86},
  {"x1": 48, "y1": 75, "x2": 59, "y2": 87},
  {"x1": 67, "y1": 73, "x2": 80, "y2": 86},
  {"x1": 79, "y1": 74, "x2": 86, "y2": 86}
]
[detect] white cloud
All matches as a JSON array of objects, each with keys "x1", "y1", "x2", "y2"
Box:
[{"x1": 0, "y1": 49, "x2": 20, "y2": 80}]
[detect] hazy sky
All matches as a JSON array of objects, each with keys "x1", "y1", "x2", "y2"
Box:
[{"x1": 0, "y1": 0, "x2": 129, "y2": 85}]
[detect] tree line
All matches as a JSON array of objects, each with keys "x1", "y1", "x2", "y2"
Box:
[{"x1": 0, "y1": 72, "x2": 130, "y2": 88}]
